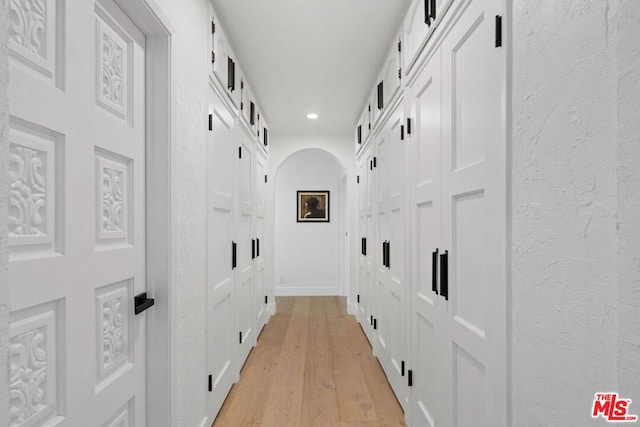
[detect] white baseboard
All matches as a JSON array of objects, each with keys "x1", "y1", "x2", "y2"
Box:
[
  {"x1": 267, "y1": 301, "x2": 277, "y2": 316},
  {"x1": 275, "y1": 286, "x2": 342, "y2": 296}
]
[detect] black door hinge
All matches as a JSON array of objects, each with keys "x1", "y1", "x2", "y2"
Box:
[
  {"x1": 239, "y1": 331, "x2": 243, "y2": 344},
  {"x1": 211, "y1": 20, "x2": 216, "y2": 34},
  {"x1": 241, "y1": 102, "x2": 244, "y2": 111},
  {"x1": 238, "y1": 146, "x2": 242, "y2": 159},
  {"x1": 401, "y1": 361, "x2": 405, "y2": 376},
  {"x1": 408, "y1": 369, "x2": 413, "y2": 387},
  {"x1": 398, "y1": 68, "x2": 402, "y2": 79},
  {"x1": 495, "y1": 15, "x2": 503, "y2": 47},
  {"x1": 208, "y1": 114, "x2": 213, "y2": 131},
  {"x1": 211, "y1": 51, "x2": 215, "y2": 64},
  {"x1": 208, "y1": 374, "x2": 213, "y2": 391},
  {"x1": 265, "y1": 174, "x2": 268, "y2": 183},
  {"x1": 370, "y1": 315, "x2": 373, "y2": 325},
  {"x1": 357, "y1": 175, "x2": 360, "y2": 184},
  {"x1": 398, "y1": 40, "x2": 402, "y2": 52}
]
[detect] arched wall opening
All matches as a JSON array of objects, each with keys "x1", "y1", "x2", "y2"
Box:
[{"x1": 273, "y1": 148, "x2": 348, "y2": 296}]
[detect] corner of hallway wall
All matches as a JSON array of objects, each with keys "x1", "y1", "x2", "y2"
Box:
[
  {"x1": 267, "y1": 133, "x2": 358, "y2": 301},
  {"x1": 511, "y1": 1, "x2": 622, "y2": 425},
  {"x1": 615, "y1": 0, "x2": 640, "y2": 403},
  {"x1": 0, "y1": 3, "x2": 9, "y2": 422},
  {"x1": 151, "y1": 0, "x2": 210, "y2": 425}
]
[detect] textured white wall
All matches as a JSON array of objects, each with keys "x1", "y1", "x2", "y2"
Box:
[
  {"x1": 149, "y1": 0, "x2": 210, "y2": 425},
  {"x1": 512, "y1": 0, "x2": 640, "y2": 424},
  {"x1": 0, "y1": 3, "x2": 9, "y2": 425},
  {"x1": 615, "y1": 0, "x2": 640, "y2": 404},
  {"x1": 274, "y1": 149, "x2": 343, "y2": 295}
]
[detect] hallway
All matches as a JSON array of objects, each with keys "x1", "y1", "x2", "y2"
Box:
[{"x1": 213, "y1": 297, "x2": 406, "y2": 427}]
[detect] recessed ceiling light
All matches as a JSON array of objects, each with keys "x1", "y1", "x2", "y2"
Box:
[{"x1": 306, "y1": 113, "x2": 319, "y2": 120}]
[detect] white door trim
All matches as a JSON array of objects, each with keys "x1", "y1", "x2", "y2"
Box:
[{"x1": 112, "y1": 1, "x2": 175, "y2": 426}]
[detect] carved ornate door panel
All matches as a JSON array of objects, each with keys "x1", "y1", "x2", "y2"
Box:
[{"x1": 8, "y1": 0, "x2": 148, "y2": 425}]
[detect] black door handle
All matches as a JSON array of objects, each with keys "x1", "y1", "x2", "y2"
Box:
[
  {"x1": 440, "y1": 250, "x2": 448, "y2": 300},
  {"x1": 232, "y1": 241, "x2": 237, "y2": 269},
  {"x1": 134, "y1": 292, "x2": 155, "y2": 315},
  {"x1": 257, "y1": 238, "x2": 260, "y2": 257},
  {"x1": 364, "y1": 237, "x2": 367, "y2": 256},
  {"x1": 387, "y1": 241, "x2": 391, "y2": 269},
  {"x1": 432, "y1": 248, "x2": 439, "y2": 295},
  {"x1": 252, "y1": 239, "x2": 256, "y2": 260}
]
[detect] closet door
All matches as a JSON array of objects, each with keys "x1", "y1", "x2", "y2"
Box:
[
  {"x1": 356, "y1": 157, "x2": 367, "y2": 324},
  {"x1": 378, "y1": 104, "x2": 408, "y2": 407},
  {"x1": 254, "y1": 148, "x2": 268, "y2": 333},
  {"x1": 439, "y1": 0, "x2": 505, "y2": 425},
  {"x1": 408, "y1": 49, "x2": 443, "y2": 427},
  {"x1": 236, "y1": 126, "x2": 255, "y2": 366},
  {"x1": 361, "y1": 146, "x2": 376, "y2": 344},
  {"x1": 206, "y1": 86, "x2": 237, "y2": 414}
]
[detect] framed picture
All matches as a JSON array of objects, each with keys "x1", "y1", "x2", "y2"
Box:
[{"x1": 297, "y1": 191, "x2": 330, "y2": 223}]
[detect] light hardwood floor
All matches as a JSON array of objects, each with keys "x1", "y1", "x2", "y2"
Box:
[{"x1": 213, "y1": 296, "x2": 406, "y2": 427}]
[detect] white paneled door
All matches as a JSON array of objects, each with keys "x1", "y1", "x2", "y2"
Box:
[{"x1": 8, "y1": 1, "x2": 147, "y2": 426}]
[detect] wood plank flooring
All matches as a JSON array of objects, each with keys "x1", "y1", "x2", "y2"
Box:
[{"x1": 213, "y1": 296, "x2": 406, "y2": 427}]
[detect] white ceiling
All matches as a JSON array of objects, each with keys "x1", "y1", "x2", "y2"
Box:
[{"x1": 211, "y1": 0, "x2": 411, "y2": 135}]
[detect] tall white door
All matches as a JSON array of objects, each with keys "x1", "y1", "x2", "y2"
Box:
[
  {"x1": 439, "y1": 0, "x2": 505, "y2": 424},
  {"x1": 206, "y1": 85, "x2": 237, "y2": 415},
  {"x1": 408, "y1": 48, "x2": 443, "y2": 427},
  {"x1": 236, "y1": 125, "x2": 255, "y2": 366},
  {"x1": 254, "y1": 147, "x2": 268, "y2": 333},
  {"x1": 8, "y1": 0, "x2": 148, "y2": 425}
]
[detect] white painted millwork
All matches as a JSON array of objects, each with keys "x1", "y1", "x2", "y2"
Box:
[
  {"x1": 254, "y1": 146, "x2": 269, "y2": 333},
  {"x1": 356, "y1": 0, "x2": 507, "y2": 425},
  {"x1": 8, "y1": 0, "x2": 148, "y2": 425}
]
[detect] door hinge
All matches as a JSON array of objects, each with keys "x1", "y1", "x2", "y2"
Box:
[
  {"x1": 265, "y1": 174, "x2": 268, "y2": 183},
  {"x1": 357, "y1": 175, "x2": 360, "y2": 184},
  {"x1": 241, "y1": 80, "x2": 244, "y2": 90},
  {"x1": 408, "y1": 369, "x2": 413, "y2": 387},
  {"x1": 495, "y1": 15, "x2": 503, "y2": 47},
  {"x1": 211, "y1": 51, "x2": 215, "y2": 64},
  {"x1": 265, "y1": 295, "x2": 268, "y2": 304},
  {"x1": 401, "y1": 361, "x2": 405, "y2": 376},
  {"x1": 398, "y1": 68, "x2": 402, "y2": 79},
  {"x1": 208, "y1": 114, "x2": 213, "y2": 131},
  {"x1": 208, "y1": 374, "x2": 213, "y2": 391},
  {"x1": 238, "y1": 146, "x2": 242, "y2": 159},
  {"x1": 211, "y1": 20, "x2": 216, "y2": 34},
  {"x1": 241, "y1": 102, "x2": 244, "y2": 111},
  {"x1": 370, "y1": 315, "x2": 373, "y2": 325},
  {"x1": 368, "y1": 104, "x2": 371, "y2": 112},
  {"x1": 398, "y1": 40, "x2": 402, "y2": 52}
]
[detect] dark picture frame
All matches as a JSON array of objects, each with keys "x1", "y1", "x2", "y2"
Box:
[{"x1": 297, "y1": 191, "x2": 330, "y2": 223}]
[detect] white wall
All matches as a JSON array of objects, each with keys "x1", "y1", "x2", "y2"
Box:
[
  {"x1": 0, "y1": 4, "x2": 9, "y2": 424},
  {"x1": 615, "y1": 0, "x2": 640, "y2": 404},
  {"x1": 511, "y1": 0, "x2": 639, "y2": 424},
  {"x1": 274, "y1": 149, "x2": 344, "y2": 295},
  {"x1": 267, "y1": 133, "x2": 358, "y2": 310},
  {"x1": 147, "y1": 0, "x2": 210, "y2": 426}
]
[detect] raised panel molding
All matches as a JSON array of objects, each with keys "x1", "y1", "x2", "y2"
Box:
[
  {"x1": 96, "y1": 280, "x2": 132, "y2": 384},
  {"x1": 95, "y1": 148, "x2": 132, "y2": 247},
  {"x1": 95, "y1": 7, "x2": 131, "y2": 122},
  {"x1": 102, "y1": 398, "x2": 134, "y2": 427},
  {"x1": 9, "y1": 301, "x2": 64, "y2": 427},
  {"x1": 9, "y1": 0, "x2": 63, "y2": 86},
  {"x1": 8, "y1": 119, "x2": 63, "y2": 259}
]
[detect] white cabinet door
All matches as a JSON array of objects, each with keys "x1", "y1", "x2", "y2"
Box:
[
  {"x1": 254, "y1": 148, "x2": 268, "y2": 333},
  {"x1": 236, "y1": 126, "x2": 255, "y2": 367},
  {"x1": 360, "y1": 146, "x2": 376, "y2": 345},
  {"x1": 211, "y1": 15, "x2": 240, "y2": 108},
  {"x1": 8, "y1": 1, "x2": 147, "y2": 425},
  {"x1": 375, "y1": 104, "x2": 408, "y2": 408},
  {"x1": 439, "y1": 0, "x2": 505, "y2": 424},
  {"x1": 404, "y1": 0, "x2": 432, "y2": 75},
  {"x1": 206, "y1": 85, "x2": 237, "y2": 416},
  {"x1": 408, "y1": 48, "x2": 443, "y2": 427}
]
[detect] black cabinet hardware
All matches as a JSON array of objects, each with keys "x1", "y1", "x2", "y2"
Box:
[
  {"x1": 265, "y1": 295, "x2": 268, "y2": 304},
  {"x1": 387, "y1": 241, "x2": 391, "y2": 269},
  {"x1": 373, "y1": 157, "x2": 377, "y2": 168},
  {"x1": 373, "y1": 318, "x2": 377, "y2": 330},
  {"x1": 250, "y1": 102, "x2": 255, "y2": 125},
  {"x1": 401, "y1": 361, "x2": 405, "y2": 376},
  {"x1": 401, "y1": 124, "x2": 405, "y2": 141},
  {"x1": 240, "y1": 102, "x2": 243, "y2": 111},
  {"x1": 407, "y1": 118, "x2": 412, "y2": 135},
  {"x1": 408, "y1": 369, "x2": 413, "y2": 387},
  {"x1": 430, "y1": 0, "x2": 436, "y2": 21},
  {"x1": 239, "y1": 331, "x2": 242, "y2": 344},
  {"x1": 357, "y1": 125, "x2": 362, "y2": 144},
  {"x1": 257, "y1": 238, "x2": 260, "y2": 257},
  {"x1": 252, "y1": 239, "x2": 256, "y2": 260},
  {"x1": 370, "y1": 160, "x2": 373, "y2": 171},
  {"x1": 265, "y1": 174, "x2": 268, "y2": 183},
  {"x1": 370, "y1": 315, "x2": 373, "y2": 325},
  {"x1": 357, "y1": 294, "x2": 360, "y2": 303},
  {"x1": 208, "y1": 114, "x2": 213, "y2": 131},
  {"x1": 211, "y1": 20, "x2": 215, "y2": 34},
  {"x1": 238, "y1": 146, "x2": 242, "y2": 159},
  {"x1": 440, "y1": 250, "x2": 449, "y2": 300},
  {"x1": 208, "y1": 374, "x2": 213, "y2": 392},
  {"x1": 264, "y1": 128, "x2": 268, "y2": 146},
  {"x1": 398, "y1": 40, "x2": 402, "y2": 52},
  {"x1": 227, "y1": 57, "x2": 235, "y2": 92},
  {"x1": 211, "y1": 51, "x2": 215, "y2": 64},
  {"x1": 134, "y1": 292, "x2": 155, "y2": 315},
  {"x1": 495, "y1": 15, "x2": 503, "y2": 47},
  {"x1": 432, "y1": 248, "x2": 439, "y2": 295},
  {"x1": 357, "y1": 175, "x2": 360, "y2": 184},
  {"x1": 232, "y1": 241, "x2": 237, "y2": 269},
  {"x1": 377, "y1": 81, "x2": 384, "y2": 110},
  {"x1": 424, "y1": 0, "x2": 430, "y2": 25}
]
